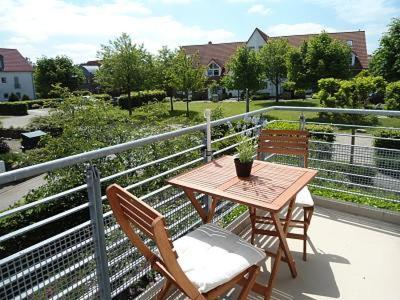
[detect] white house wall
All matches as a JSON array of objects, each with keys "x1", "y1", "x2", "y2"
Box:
[
  {"x1": 0, "y1": 72, "x2": 35, "y2": 101},
  {"x1": 246, "y1": 30, "x2": 266, "y2": 50}
]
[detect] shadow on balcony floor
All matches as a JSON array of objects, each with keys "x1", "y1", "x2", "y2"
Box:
[{"x1": 165, "y1": 206, "x2": 400, "y2": 300}]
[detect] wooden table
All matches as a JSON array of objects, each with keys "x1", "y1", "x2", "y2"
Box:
[{"x1": 166, "y1": 155, "x2": 317, "y2": 299}]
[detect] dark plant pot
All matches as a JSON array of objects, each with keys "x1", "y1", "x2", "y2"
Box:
[{"x1": 234, "y1": 158, "x2": 253, "y2": 178}]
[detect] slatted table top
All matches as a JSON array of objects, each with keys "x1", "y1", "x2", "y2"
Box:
[{"x1": 167, "y1": 156, "x2": 317, "y2": 212}]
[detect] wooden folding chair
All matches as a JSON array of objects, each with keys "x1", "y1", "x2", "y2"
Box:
[
  {"x1": 249, "y1": 129, "x2": 315, "y2": 261},
  {"x1": 107, "y1": 184, "x2": 266, "y2": 299}
]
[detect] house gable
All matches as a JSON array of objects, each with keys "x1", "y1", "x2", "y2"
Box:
[{"x1": 246, "y1": 28, "x2": 268, "y2": 51}]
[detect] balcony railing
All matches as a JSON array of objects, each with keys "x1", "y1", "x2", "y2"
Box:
[{"x1": 0, "y1": 106, "x2": 399, "y2": 300}]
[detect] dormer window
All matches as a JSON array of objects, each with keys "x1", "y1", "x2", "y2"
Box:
[
  {"x1": 207, "y1": 62, "x2": 220, "y2": 77},
  {"x1": 347, "y1": 40, "x2": 353, "y2": 47},
  {"x1": 0, "y1": 55, "x2": 4, "y2": 71}
]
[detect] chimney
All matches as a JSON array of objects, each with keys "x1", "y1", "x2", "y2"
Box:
[{"x1": 208, "y1": 41, "x2": 212, "y2": 44}]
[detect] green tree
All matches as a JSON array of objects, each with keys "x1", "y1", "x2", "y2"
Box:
[
  {"x1": 170, "y1": 50, "x2": 206, "y2": 117},
  {"x1": 385, "y1": 81, "x2": 400, "y2": 110},
  {"x1": 287, "y1": 42, "x2": 308, "y2": 88},
  {"x1": 369, "y1": 18, "x2": 400, "y2": 82},
  {"x1": 34, "y1": 56, "x2": 84, "y2": 98},
  {"x1": 154, "y1": 46, "x2": 177, "y2": 111},
  {"x1": 224, "y1": 47, "x2": 263, "y2": 112},
  {"x1": 259, "y1": 39, "x2": 291, "y2": 102},
  {"x1": 95, "y1": 33, "x2": 153, "y2": 115},
  {"x1": 288, "y1": 33, "x2": 351, "y2": 89}
]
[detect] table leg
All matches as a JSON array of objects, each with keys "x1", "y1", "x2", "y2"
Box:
[
  {"x1": 205, "y1": 196, "x2": 220, "y2": 223},
  {"x1": 182, "y1": 188, "x2": 207, "y2": 223},
  {"x1": 264, "y1": 198, "x2": 297, "y2": 299}
]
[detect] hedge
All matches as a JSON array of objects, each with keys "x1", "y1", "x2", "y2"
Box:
[
  {"x1": 373, "y1": 129, "x2": 400, "y2": 178},
  {"x1": 93, "y1": 94, "x2": 112, "y2": 101},
  {"x1": 0, "y1": 102, "x2": 28, "y2": 115},
  {"x1": 251, "y1": 93, "x2": 270, "y2": 100},
  {"x1": 118, "y1": 90, "x2": 166, "y2": 109}
]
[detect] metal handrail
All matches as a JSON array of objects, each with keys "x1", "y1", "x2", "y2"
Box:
[{"x1": 1, "y1": 106, "x2": 398, "y2": 186}]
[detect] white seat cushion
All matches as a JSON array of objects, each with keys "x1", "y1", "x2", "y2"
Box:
[
  {"x1": 295, "y1": 186, "x2": 314, "y2": 207},
  {"x1": 173, "y1": 223, "x2": 265, "y2": 293}
]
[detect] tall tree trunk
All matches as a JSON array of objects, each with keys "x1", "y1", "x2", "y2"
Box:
[
  {"x1": 170, "y1": 96, "x2": 174, "y2": 112},
  {"x1": 186, "y1": 90, "x2": 190, "y2": 118},
  {"x1": 237, "y1": 89, "x2": 240, "y2": 102},
  {"x1": 275, "y1": 78, "x2": 279, "y2": 103},
  {"x1": 127, "y1": 89, "x2": 132, "y2": 116},
  {"x1": 245, "y1": 88, "x2": 249, "y2": 113}
]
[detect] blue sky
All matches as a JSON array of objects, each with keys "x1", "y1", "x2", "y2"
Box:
[{"x1": 0, "y1": 0, "x2": 399, "y2": 63}]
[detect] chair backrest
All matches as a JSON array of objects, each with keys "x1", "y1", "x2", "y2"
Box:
[
  {"x1": 106, "y1": 184, "x2": 202, "y2": 299},
  {"x1": 257, "y1": 129, "x2": 310, "y2": 167}
]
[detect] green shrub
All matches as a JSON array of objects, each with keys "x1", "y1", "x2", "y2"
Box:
[
  {"x1": 21, "y1": 94, "x2": 30, "y2": 100},
  {"x1": 0, "y1": 152, "x2": 22, "y2": 171},
  {"x1": 72, "y1": 90, "x2": 92, "y2": 96},
  {"x1": 118, "y1": 90, "x2": 167, "y2": 109},
  {"x1": 282, "y1": 81, "x2": 296, "y2": 92},
  {"x1": 93, "y1": 94, "x2": 112, "y2": 101},
  {"x1": 282, "y1": 91, "x2": 292, "y2": 100},
  {"x1": 373, "y1": 129, "x2": 400, "y2": 178},
  {"x1": 8, "y1": 93, "x2": 19, "y2": 102},
  {"x1": 317, "y1": 78, "x2": 341, "y2": 95},
  {"x1": 0, "y1": 102, "x2": 28, "y2": 115},
  {"x1": 0, "y1": 140, "x2": 10, "y2": 154},
  {"x1": 294, "y1": 89, "x2": 306, "y2": 99},
  {"x1": 251, "y1": 93, "x2": 270, "y2": 100},
  {"x1": 385, "y1": 81, "x2": 400, "y2": 110}
]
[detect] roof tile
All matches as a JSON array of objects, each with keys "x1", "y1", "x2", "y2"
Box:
[{"x1": 0, "y1": 48, "x2": 33, "y2": 72}]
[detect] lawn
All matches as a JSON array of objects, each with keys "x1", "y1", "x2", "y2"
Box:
[{"x1": 166, "y1": 99, "x2": 400, "y2": 128}]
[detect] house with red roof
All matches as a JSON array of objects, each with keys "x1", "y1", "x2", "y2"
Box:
[
  {"x1": 182, "y1": 28, "x2": 368, "y2": 98},
  {"x1": 0, "y1": 48, "x2": 35, "y2": 101}
]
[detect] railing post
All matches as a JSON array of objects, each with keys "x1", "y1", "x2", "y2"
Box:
[
  {"x1": 299, "y1": 112, "x2": 306, "y2": 130},
  {"x1": 203, "y1": 109, "x2": 213, "y2": 212},
  {"x1": 299, "y1": 113, "x2": 306, "y2": 167},
  {"x1": 204, "y1": 109, "x2": 213, "y2": 163},
  {"x1": 86, "y1": 165, "x2": 112, "y2": 300}
]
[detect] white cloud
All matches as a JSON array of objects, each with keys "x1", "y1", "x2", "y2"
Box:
[
  {"x1": 0, "y1": 0, "x2": 234, "y2": 63},
  {"x1": 248, "y1": 4, "x2": 271, "y2": 15},
  {"x1": 159, "y1": 0, "x2": 191, "y2": 3},
  {"x1": 266, "y1": 23, "x2": 337, "y2": 36},
  {"x1": 308, "y1": 0, "x2": 399, "y2": 23}
]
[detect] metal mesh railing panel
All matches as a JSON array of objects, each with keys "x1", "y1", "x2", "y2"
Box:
[{"x1": 0, "y1": 222, "x2": 98, "y2": 300}]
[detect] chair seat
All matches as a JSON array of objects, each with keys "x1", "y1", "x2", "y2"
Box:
[
  {"x1": 295, "y1": 186, "x2": 314, "y2": 207},
  {"x1": 173, "y1": 223, "x2": 265, "y2": 293}
]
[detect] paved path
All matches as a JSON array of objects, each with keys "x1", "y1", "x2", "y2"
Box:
[
  {"x1": 0, "y1": 175, "x2": 46, "y2": 211},
  {"x1": 1, "y1": 109, "x2": 50, "y2": 128}
]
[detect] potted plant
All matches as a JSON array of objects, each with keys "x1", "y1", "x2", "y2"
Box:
[{"x1": 234, "y1": 137, "x2": 256, "y2": 177}]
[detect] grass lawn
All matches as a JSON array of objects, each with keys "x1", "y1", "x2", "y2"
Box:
[{"x1": 167, "y1": 99, "x2": 400, "y2": 128}]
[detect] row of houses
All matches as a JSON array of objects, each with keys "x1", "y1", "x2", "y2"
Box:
[
  {"x1": 182, "y1": 28, "x2": 368, "y2": 98},
  {"x1": 0, "y1": 27, "x2": 368, "y2": 102}
]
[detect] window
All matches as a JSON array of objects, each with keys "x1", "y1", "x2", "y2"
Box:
[
  {"x1": 1, "y1": 77, "x2": 6, "y2": 83},
  {"x1": 347, "y1": 40, "x2": 353, "y2": 47},
  {"x1": 248, "y1": 46, "x2": 255, "y2": 50},
  {"x1": 207, "y1": 63, "x2": 220, "y2": 77},
  {"x1": 4, "y1": 93, "x2": 8, "y2": 99},
  {"x1": 351, "y1": 53, "x2": 356, "y2": 66},
  {"x1": 0, "y1": 55, "x2": 4, "y2": 71},
  {"x1": 14, "y1": 76, "x2": 20, "y2": 89}
]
